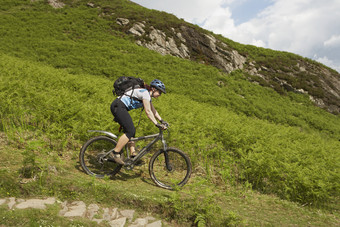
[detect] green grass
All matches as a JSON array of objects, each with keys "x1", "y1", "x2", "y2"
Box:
[
  {"x1": 1, "y1": 53, "x2": 339, "y2": 225},
  {"x1": 1, "y1": 0, "x2": 338, "y2": 137},
  {"x1": 0, "y1": 203, "x2": 104, "y2": 226},
  {"x1": 0, "y1": 0, "x2": 340, "y2": 226},
  {"x1": 0, "y1": 131, "x2": 339, "y2": 226}
]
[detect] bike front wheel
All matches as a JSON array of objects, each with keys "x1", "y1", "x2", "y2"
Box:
[
  {"x1": 149, "y1": 147, "x2": 192, "y2": 190},
  {"x1": 79, "y1": 136, "x2": 123, "y2": 178}
]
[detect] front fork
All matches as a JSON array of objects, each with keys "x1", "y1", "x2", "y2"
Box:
[{"x1": 161, "y1": 135, "x2": 172, "y2": 171}]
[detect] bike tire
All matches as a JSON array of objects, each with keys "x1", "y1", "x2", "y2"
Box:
[
  {"x1": 149, "y1": 147, "x2": 192, "y2": 190},
  {"x1": 79, "y1": 136, "x2": 123, "y2": 178}
]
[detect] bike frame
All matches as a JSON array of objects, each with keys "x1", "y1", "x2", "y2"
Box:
[{"x1": 88, "y1": 128, "x2": 169, "y2": 168}]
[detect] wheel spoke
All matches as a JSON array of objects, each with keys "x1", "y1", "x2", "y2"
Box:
[
  {"x1": 80, "y1": 136, "x2": 122, "y2": 177},
  {"x1": 150, "y1": 148, "x2": 191, "y2": 189}
]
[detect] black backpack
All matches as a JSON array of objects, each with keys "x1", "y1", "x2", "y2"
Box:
[{"x1": 112, "y1": 76, "x2": 145, "y2": 96}]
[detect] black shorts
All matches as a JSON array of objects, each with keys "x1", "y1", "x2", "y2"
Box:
[{"x1": 110, "y1": 99, "x2": 136, "y2": 139}]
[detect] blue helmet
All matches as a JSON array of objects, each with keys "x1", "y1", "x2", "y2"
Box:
[{"x1": 150, "y1": 79, "x2": 166, "y2": 94}]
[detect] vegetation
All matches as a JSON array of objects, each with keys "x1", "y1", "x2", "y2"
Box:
[
  {"x1": 217, "y1": 35, "x2": 340, "y2": 108},
  {"x1": 0, "y1": 0, "x2": 339, "y2": 226}
]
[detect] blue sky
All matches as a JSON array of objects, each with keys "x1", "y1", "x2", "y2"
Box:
[
  {"x1": 226, "y1": 0, "x2": 273, "y2": 25},
  {"x1": 130, "y1": 0, "x2": 340, "y2": 73}
]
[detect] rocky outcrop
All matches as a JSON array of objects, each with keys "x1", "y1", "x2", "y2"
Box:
[
  {"x1": 136, "y1": 26, "x2": 190, "y2": 59},
  {"x1": 116, "y1": 19, "x2": 245, "y2": 73},
  {"x1": 245, "y1": 60, "x2": 340, "y2": 114},
  {"x1": 128, "y1": 22, "x2": 146, "y2": 36},
  {"x1": 114, "y1": 16, "x2": 339, "y2": 114},
  {"x1": 47, "y1": 0, "x2": 65, "y2": 9},
  {"x1": 116, "y1": 18, "x2": 130, "y2": 26},
  {"x1": 179, "y1": 26, "x2": 246, "y2": 73}
]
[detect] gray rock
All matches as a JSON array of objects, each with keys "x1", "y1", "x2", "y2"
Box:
[
  {"x1": 0, "y1": 198, "x2": 7, "y2": 205},
  {"x1": 87, "y1": 2, "x2": 95, "y2": 8},
  {"x1": 130, "y1": 218, "x2": 148, "y2": 226},
  {"x1": 129, "y1": 28, "x2": 143, "y2": 36},
  {"x1": 111, "y1": 208, "x2": 118, "y2": 220},
  {"x1": 58, "y1": 201, "x2": 68, "y2": 216},
  {"x1": 86, "y1": 203, "x2": 99, "y2": 220},
  {"x1": 47, "y1": 0, "x2": 65, "y2": 9},
  {"x1": 179, "y1": 43, "x2": 190, "y2": 58},
  {"x1": 149, "y1": 29, "x2": 166, "y2": 47},
  {"x1": 120, "y1": 209, "x2": 135, "y2": 222},
  {"x1": 63, "y1": 201, "x2": 87, "y2": 217},
  {"x1": 146, "y1": 220, "x2": 162, "y2": 227},
  {"x1": 176, "y1": 32, "x2": 186, "y2": 43},
  {"x1": 92, "y1": 218, "x2": 104, "y2": 224},
  {"x1": 16, "y1": 198, "x2": 55, "y2": 209},
  {"x1": 145, "y1": 216, "x2": 156, "y2": 222},
  {"x1": 0, "y1": 197, "x2": 167, "y2": 226},
  {"x1": 109, "y1": 217, "x2": 127, "y2": 227},
  {"x1": 129, "y1": 22, "x2": 146, "y2": 36},
  {"x1": 143, "y1": 28, "x2": 189, "y2": 58},
  {"x1": 7, "y1": 197, "x2": 16, "y2": 209},
  {"x1": 103, "y1": 207, "x2": 111, "y2": 221},
  {"x1": 117, "y1": 18, "x2": 130, "y2": 26}
]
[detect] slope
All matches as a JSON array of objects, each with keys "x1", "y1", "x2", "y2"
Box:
[
  {"x1": 1, "y1": 53, "x2": 339, "y2": 225},
  {"x1": 0, "y1": 0, "x2": 339, "y2": 226}
]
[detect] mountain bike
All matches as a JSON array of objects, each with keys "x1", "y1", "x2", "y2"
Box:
[{"x1": 79, "y1": 126, "x2": 192, "y2": 190}]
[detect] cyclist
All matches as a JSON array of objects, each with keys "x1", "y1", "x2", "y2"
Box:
[{"x1": 110, "y1": 79, "x2": 168, "y2": 165}]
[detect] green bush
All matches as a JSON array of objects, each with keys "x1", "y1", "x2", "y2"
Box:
[
  {"x1": 1, "y1": 53, "x2": 339, "y2": 208},
  {"x1": 1, "y1": 0, "x2": 339, "y2": 210}
]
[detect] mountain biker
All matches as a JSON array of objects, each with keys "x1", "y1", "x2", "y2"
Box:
[{"x1": 110, "y1": 79, "x2": 168, "y2": 165}]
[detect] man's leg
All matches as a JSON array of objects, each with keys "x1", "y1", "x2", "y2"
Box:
[
  {"x1": 110, "y1": 134, "x2": 129, "y2": 165},
  {"x1": 114, "y1": 134, "x2": 129, "y2": 153},
  {"x1": 110, "y1": 100, "x2": 135, "y2": 165},
  {"x1": 128, "y1": 141, "x2": 137, "y2": 157}
]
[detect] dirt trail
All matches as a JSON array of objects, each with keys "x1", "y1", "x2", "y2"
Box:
[{"x1": 0, "y1": 197, "x2": 166, "y2": 227}]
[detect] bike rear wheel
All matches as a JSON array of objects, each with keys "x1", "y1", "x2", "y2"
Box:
[
  {"x1": 79, "y1": 136, "x2": 123, "y2": 178},
  {"x1": 149, "y1": 147, "x2": 192, "y2": 190}
]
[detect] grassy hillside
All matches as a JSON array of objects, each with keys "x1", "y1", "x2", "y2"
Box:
[{"x1": 1, "y1": 0, "x2": 339, "y2": 226}]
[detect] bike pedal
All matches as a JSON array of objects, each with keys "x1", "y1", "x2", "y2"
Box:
[
  {"x1": 124, "y1": 165, "x2": 134, "y2": 171},
  {"x1": 134, "y1": 160, "x2": 145, "y2": 166}
]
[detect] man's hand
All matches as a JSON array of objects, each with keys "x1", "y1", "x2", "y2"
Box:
[
  {"x1": 160, "y1": 119, "x2": 169, "y2": 127},
  {"x1": 160, "y1": 119, "x2": 168, "y2": 124},
  {"x1": 156, "y1": 123, "x2": 168, "y2": 130}
]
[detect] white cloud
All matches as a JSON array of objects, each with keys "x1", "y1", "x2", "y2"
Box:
[
  {"x1": 205, "y1": 0, "x2": 340, "y2": 72},
  {"x1": 131, "y1": 0, "x2": 340, "y2": 72},
  {"x1": 316, "y1": 56, "x2": 340, "y2": 73},
  {"x1": 324, "y1": 35, "x2": 340, "y2": 47},
  {"x1": 132, "y1": 0, "x2": 227, "y2": 24},
  {"x1": 201, "y1": 7, "x2": 235, "y2": 35}
]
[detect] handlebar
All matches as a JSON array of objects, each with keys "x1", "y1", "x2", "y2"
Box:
[{"x1": 156, "y1": 122, "x2": 169, "y2": 130}]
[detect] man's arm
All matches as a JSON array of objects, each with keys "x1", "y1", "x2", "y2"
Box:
[
  {"x1": 143, "y1": 99, "x2": 158, "y2": 125},
  {"x1": 150, "y1": 101, "x2": 162, "y2": 121}
]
